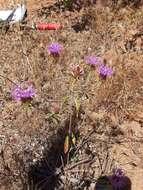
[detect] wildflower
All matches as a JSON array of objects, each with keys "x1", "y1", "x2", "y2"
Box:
[
  {"x1": 85, "y1": 56, "x2": 101, "y2": 66},
  {"x1": 47, "y1": 43, "x2": 62, "y2": 56},
  {"x1": 108, "y1": 168, "x2": 131, "y2": 190},
  {"x1": 98, "y1": 64, "x2": 113, "y2": 79},
  {"x1": 70, "y1": 64, "x2": 84, "y2": 78},
  {"x1": 12, "y1": 83, "x2": 35, "y2": 101}
]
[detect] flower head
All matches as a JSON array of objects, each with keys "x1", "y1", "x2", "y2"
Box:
[
  {"x1": 112, "y1": 168, "x2": 124, "y2": 177},
  {"x1": 47, "y1": 43, "x2": 62, "y2": 56},
  {"x1": 70, "y1": 64, "x2": 84, "y2": 78},
  {"x1": 85, "y1": 56, "x2": 101, "y2": 66},
  {"x1": 99, "y1": 65, "x2": 113, "y2": 79},
  {"x1": 108, "y1": 168, "x2": 131, "y2": 190},
  {"x1": 51, "y1": 103, "x2": 60, "y2": 114},
  {"x1": 12, "y1": 83, "x2": 35, "y2": 101}
]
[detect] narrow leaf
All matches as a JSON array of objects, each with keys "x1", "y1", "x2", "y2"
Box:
[
  {"x1": 72, "y1": 133, "x2": 76, "y2": 145},
  {"x1": 64, "y1": 135, "x2": 69, "y2": 154}
]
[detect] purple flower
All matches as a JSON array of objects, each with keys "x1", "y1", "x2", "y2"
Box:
[
  {"x1": 85, "y1": 56, "x2": 101, "y2": 66},
  {"x1": 112, "y1": 168, "x2": 124, "y2": 177},
  {"x1": 12, "y1": 84, "x2": 35, "y2": 101},
  {"x1": 47, "y1": 43, "x2": 62, "y2": 56},
  {"x1": 99, "y1": 65, "x2": 113, "y2": 79},
  {"x1": 108, "y1": 168, "x2": 131, "y2": 190}
]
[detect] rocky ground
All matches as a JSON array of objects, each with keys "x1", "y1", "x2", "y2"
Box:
[{"x1": 0, "y1": 0, "x2": 143, "y2": 190}]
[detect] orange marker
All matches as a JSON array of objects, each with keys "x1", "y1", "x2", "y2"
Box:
[{"x1": 36, "y1": 23, "x2": 61, "y2": 30}]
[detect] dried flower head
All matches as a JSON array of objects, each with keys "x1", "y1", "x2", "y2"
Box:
[
  {"x1": 12, "y1": 83, "x2": 35, "y2": 101},
  {"x1": 70, "y1": 64, "x2": 84, "y2": 78},
  {"x1": 47, "y1": 43, "x2": 62, "y2": 56},
  {"x1": 85, "y1": 56, "x2": 101, "y2": 66},
  {"x1": 108, "y1": 168, "x2": 131, "y2": 190},
  {"x1": 51, "y1": 103, "x2": 60, "y2": 114},
  {"x1": 99, "y1": 65, "x2": 113, "y2": 79}
]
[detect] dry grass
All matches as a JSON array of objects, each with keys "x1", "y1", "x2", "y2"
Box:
[{"x1": 0, "y1": 0, "x2": 143, "y2": 189}]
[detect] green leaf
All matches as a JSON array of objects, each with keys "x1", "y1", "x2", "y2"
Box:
[
  {"x1": 72, "y1": 133, "x2": 76, "y2": 145},
  {"x1": 64, "y1": 135, "x2": 69, "y2": 154}
]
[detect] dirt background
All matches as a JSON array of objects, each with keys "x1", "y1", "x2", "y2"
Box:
[{"x1": 0, "y1": 0, "x2": 143, "y2": 190}]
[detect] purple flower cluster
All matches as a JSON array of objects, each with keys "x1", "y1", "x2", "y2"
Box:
[
  {"x1": 85, "y1": 55, "x2": 113, "y2": 79},
  {"x1": 12, "y1": 84, "x2": 35, "y2": 101},
  {"x1": 108, "y1": 168, "x2": 131, "y2": 190},
  {"x1": 47, "y1": 43, "x2": 62, "y2": 56},
  {"x1": 99, "y1": 64, "x2": 113, "y2": 79},
  {"x1": 10, "y1": 48, "x2": 114, "y2": 103},
  {"x1": 85, "y1": 56, "x2": 101, "y2": 66}
]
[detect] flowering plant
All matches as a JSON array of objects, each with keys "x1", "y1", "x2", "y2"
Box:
[
  {"x1": 47, "y1": 43, "x2": 62, "y2": 56},
  {"x1": 12, "y1": 82, "x2": 35, "y2": 101}
]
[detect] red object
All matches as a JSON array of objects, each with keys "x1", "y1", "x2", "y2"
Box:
[{"x1": 36, "y1": 23, "x2": 61, "y2": 30}]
